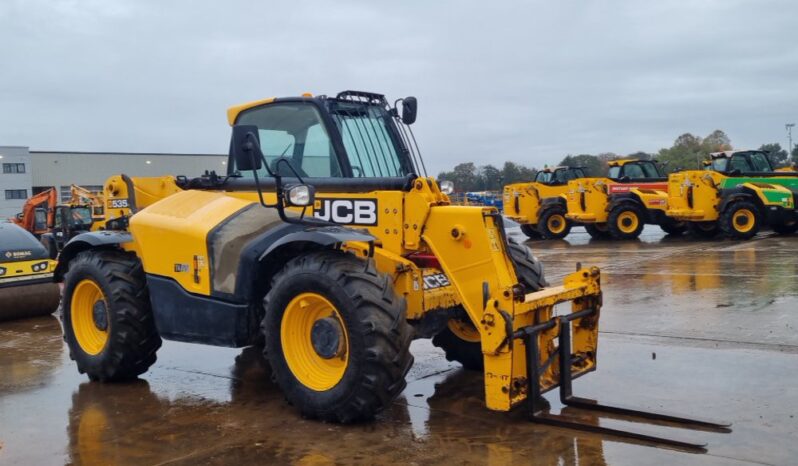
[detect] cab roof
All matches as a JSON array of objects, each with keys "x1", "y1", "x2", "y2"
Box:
[
  {"x1": 607, "y1": 159, "x2": 641, "y2": 167},
  {"x1": 226, "y1": 90, "x2": 390, "y2": 126},
  {"x1": 709, "y1": 150, "x2": 759, "y2": 159},
  {"x1": 540, "y1": 166, "x2": 570, "y2": 173}
]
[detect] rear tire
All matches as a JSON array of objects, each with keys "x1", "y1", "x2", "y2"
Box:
[
  {"x1": 585, "y1": 223, "x2": 611, "y2": 239},
  {"x1": 432, "y1": 318, "x2": 483, "y2": 371},
  {"x1": 608, "y1": 203, "x2": 645, "y2": 240},
  {"x1": 537, "y1": 206, "x2": 571, "y2": 239},
  {"x1": 62, "y1": 249, "x2": 161, "y2": 382},
  {"x1": 720, "y1": 200, "x2": 760, "y2": 240},
  {"x1": 520, "y1": 224, "x2": 541, "y2": 239},
  {"x1": 686, "y1": 221, "x2": 720, "y2": 239},
  {"x1": 507, "y1": 236, "x2": 548, "y2": 291},
  {"x1": 659, "y1": 219, "x2": 686, "y2": 236},
  {"x1": 262, "y1": 250, "x2": 413, "y2": 423},
  {"x1": 772, "y1": 217, "x2": 798, "y2": 235}
]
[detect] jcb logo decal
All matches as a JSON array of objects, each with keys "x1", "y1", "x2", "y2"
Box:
[
  {"x1": 314, "y1": 198, "x2": 378, "y2": 226},
  {"x1": 423, "y1": 273, "x2": 451, "y2": 290}
]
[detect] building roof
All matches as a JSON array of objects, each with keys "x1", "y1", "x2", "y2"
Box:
[{"x1": 29, "y1": 150, "x2": 225, "y2": 157}]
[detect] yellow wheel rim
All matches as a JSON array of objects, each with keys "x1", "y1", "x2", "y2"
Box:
[
  {"x1": 447, "y1": 319, "x2": 480, "y2": 343},
  {"x1": 732, "y1": 209, "x2": 755, "y2": 233},
  {"x1": 617, "y1": 211, "x2": 640, "y2": 234},
  {"x1": 281, "y1": 293, "x2": 349, "y2": 391},
  {"x1": 70, "y1": 279, "x2": 109, "y2": 356},
  {"x1": 546, "y1": 214, "x2": 567, "y2": 235}
]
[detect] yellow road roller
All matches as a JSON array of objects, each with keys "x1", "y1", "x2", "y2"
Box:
[{"x1": 0, "y1": 223, "x2": 60, "y2": 322}]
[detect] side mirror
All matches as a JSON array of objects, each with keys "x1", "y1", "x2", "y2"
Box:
[
  {"x1": 401, "y1": 97, "x2": 417, "y2": 125},
  {"x1": 229, "y1": 125, "x2": 264, "y2": 172}
]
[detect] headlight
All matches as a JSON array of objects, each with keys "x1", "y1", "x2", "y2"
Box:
[
  {"x1": 439, "y1": 180, "x2": 454, "y2": 195},
  {"x1": 0, "y1": 266, "x2": 5, "y2": 276},
  {"x1": 286, "y1": 184, "x2": 315, "y2": 207},
  {"x1": 31, "y1": 261, "x2": 49, "y2": 272}
]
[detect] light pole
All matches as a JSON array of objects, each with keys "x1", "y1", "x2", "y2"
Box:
[{"x1": 787, "y1": 123, "x2": 795, "y2": 161}]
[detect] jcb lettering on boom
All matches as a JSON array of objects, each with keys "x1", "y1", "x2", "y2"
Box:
[{"x1": 313, "y1": 198, "x2": 378, "y2": 225}]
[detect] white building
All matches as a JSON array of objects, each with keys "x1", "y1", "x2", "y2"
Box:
[{"x1": 0, "y1": 146, "x2": 227, "y2": 220}]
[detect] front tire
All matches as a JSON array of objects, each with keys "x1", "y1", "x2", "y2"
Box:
[
  {"x1": 432, "y1": 318, "x2": 483, "y2": 371},
  {"x1": 720, "y1": 201, "x2": 761, "y2": 240},
  {"x1": 585, "y1": 223, "x2": 611, "y2": 239},
  {"x1": 537, "y1": 206, "x2": 571, "y2": 239},
  {"x1": 687, "y1": 221, "x2": 720, "y2": 239},
  {"x1": 507, "y1": 236, "x2": 548, "y2": 291},
  {"x1": 520, "y1": 224, "x2": 541, "y2": 239},
  {"x1": 608, "y1": 204, "x2": 645, "y2": 240},
  {"x1": 62, "y1": 249, "x2": 162, "y2": 381},
  {"x1": 262, "y1": 250, "x2": 413, "y2": 423}
]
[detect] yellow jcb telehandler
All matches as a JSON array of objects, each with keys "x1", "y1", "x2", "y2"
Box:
[
  {"x1": 667, "y1": 150, "x2": 798, "y2": 239},
  {"x1": 503, "y1": 166, "x2": 586, "y2": 239},
  {"x1": 55, "y1": 91, "x2": 727, "y2": 450},
  {"x1": 565, "y1": 159, "x2": 685, "y2": 240}
]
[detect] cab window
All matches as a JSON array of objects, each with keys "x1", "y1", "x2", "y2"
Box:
[
  {"x1": 623, "y1": 164, "x2": 645, "y2": 178},
  {"x1": 235, "y1": 102, "x2": 343, "y2": 178},
  {"x1": 33, "y1": 208, "x2": 47, "y2": 231},
  {"x1": 729, "y1": 155, "x2": 752, "y2": 172},
  {"x1": 749, "y1": 152, "x2": 772, "y2": 172},
  {"x1": 535, "y1": 171, "x2": 552, "y2": 183}
]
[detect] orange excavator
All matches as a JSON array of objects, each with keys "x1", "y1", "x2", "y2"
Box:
[
  {"x1": 10, "y1": 186, "x2": 97, "y2": 258},
  {"x1": 10, "y1": 188, "x2": 58, "y2": 236}
]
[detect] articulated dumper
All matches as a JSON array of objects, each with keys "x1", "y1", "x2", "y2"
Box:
[{"x1": 55, "y1": 91, "x2": 728, "y2": 450}]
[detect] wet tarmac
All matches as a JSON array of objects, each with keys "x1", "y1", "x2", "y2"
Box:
[{"x1": 1, "y1": 226, "x2": 797, "y2": 465}]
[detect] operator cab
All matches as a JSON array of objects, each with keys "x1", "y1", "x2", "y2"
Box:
[
  {"x1": 608, "y1": 159, "x2": 664, "y2": 181},
  {"x1": 227, "y1": 91, "x2": 421, "y2": 182},
  {"x1": 534, "y1": 167, "x2": 585, "y2": 185},
  {"x1": 707, "y1": 150, "x2": 774, "y2": 174}
]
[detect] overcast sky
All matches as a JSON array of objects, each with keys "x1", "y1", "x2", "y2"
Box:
[{"x1": 1, "y1": 0, "x2": 797, "y2": 175}]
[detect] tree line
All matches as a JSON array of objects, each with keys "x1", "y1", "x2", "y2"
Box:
[{"x1": 437, "y1": 130, "x2": 798, "y2": 192}]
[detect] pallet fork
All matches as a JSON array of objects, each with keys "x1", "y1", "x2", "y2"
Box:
[{"x1": 517, "y1": 300, "x2": 731, "y2": 452}]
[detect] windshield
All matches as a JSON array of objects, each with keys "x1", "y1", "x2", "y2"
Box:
[
  {"x1": 537, "y1": 168, "x2": 585, "y2": 184},
  {"x1": 608, "y1": 166, "x2": 621, "y2": 179},
  {"x1": 70, "y1": 207, "x2": 93, "y2": 227},
  {"x1": 710, "y1": 158, "x2": 728, "y2": 171},
  {"x1": 235, "y1": 102, "x2": 343, "y2": 178},
  {"x1": 328, "y1": 101, "x2": 407, "y2": 177}
]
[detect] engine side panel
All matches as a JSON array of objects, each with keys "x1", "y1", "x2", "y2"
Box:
[{"x1": 128, "y1": 190, "x2": 254, "y2": 297}]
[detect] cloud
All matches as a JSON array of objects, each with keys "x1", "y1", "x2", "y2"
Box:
[{"x1": 1, "y1": 0, "x2": 796, "y2": 174}]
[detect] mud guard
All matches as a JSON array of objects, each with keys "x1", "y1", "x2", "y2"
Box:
[{"x1": 54, "y1": 231, "x2": 133, "y2": 280}]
